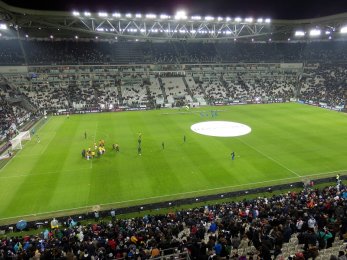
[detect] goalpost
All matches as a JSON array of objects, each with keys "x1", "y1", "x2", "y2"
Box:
[{"x1": 10, "y1": 131, "x2": 31, "y2": 150}]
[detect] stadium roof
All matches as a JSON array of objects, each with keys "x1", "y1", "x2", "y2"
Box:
[{"x1": 1, "y1": 0, "x2": 347, "y2": 41}]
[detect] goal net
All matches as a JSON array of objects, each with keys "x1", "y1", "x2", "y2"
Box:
[{"x1": 10, "y1": 131, "x2": 31, "y2": 150}]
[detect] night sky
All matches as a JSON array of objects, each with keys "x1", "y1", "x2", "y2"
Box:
[{"x1": 3, "y1": 0, "x2": 347, "y2": 20}]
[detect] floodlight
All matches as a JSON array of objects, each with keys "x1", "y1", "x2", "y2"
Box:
[
  {"x1": 205, "y1": 16, "x2": 214, "y2": 21},
  {"x1": 0, "y1": 33, "x2": 2, "y2": 37},
  {"x1": 25, "y1": 34, "x2": 29, "y2": 38},
  {"x1": 98, "y1": 12, "x2": 108, "y2": 17},
  {"x1": 217, "y1": 17, "x2": 223, "y2": 21},
  {"x1": 50, "y1": 35, "x2": 54, "y2": 39},
  {"x1": 0, "y1": 24, "x2": 7, "y2": 30},
  {"x1": 191, "y1": 16, "x2": 201, "y2": 20},
  {"x1": 245, "y1": 17, "x2": 253, "y2": 23},
  {"x1": 309, "y1": 29, "x2": 321, "y2": 36},
  {"x1": 140, "y1": 29, "x2": 146, "y2": 32},
  {"x1": 112, "y1": 13, "x2": 121, "y2": 17},
  {"x1": 190, "y1": 29, "x2": 196, "y2": 33},
  {"x1": 234, "y1": 17, "x2": 242, "y2": 22},
  {"x1": 288, "y1": 38, "x2": 290, "y2": 41},
  {"x1": 294, "y1": 31, "x2": 305, "y2": 37},
  {"x1": 341, "y1": 26, "x2": 347, "y2": 33},
  {"x1": 146, "y1": 14, "x2": 157, "y2": 19},
  {"x1": 135, "y1": 13, "x2": 142, "y2": 18},
  {"x1": 257, "y1": 18, "x2": 263, "y2": 23},
  {"x1": 95, "y1": 36, "x2": 98, "y2": 39},
  {"x1": 226, "y1": 17, "x2": 231, "y2": 22},
  {"x1": 160, "y1": 14, "x2": 170, "y2": 19},
  {"x1": 75, "y1": 35, "x2": 78, "y2": 39},
  {"x1": 84, "y1": 12, "x2": 91, "y2": 16},
  {"x1": 175, "y1": 10, "x2": 187, "y2": 20},
  {"x1": 329, "y1": 36, "x2": 332, "y2": 39},
  {"x1": 96, "y1": 28, "x2": 104, "y2": 31},
  {"x1": 225, "y1": 31, "x2": 232, "y2": 35},
  {"x1": 125, "y1": 13, "x2": 132, "y2": 18},
  {"x1": 251, "y1": 38, "x2": 254, "y2": 42},
  {"x1": 72, "y1": 11, "x2": 80, "y2": 16},
  {"x1": 265, "y1": 18, "x2": 271, "y2": 23},
  {"x1": 325, "y1": 31, "x2": 330, "y2": 35}
]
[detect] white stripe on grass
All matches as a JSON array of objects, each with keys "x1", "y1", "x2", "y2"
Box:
[
  {"x1": 0, "y1": 168, "x2": 344, "y2": 222},
  {"x1": 237, "y1": 138, "x2": 301, "y2": 177}
]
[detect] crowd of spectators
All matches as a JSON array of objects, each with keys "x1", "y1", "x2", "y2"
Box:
[
  {"x1": 0, "y1": 182, "x2": 347, "y2": 259},
  {"x1": 0, "y1": 86, "x2": 32, "y2": 141},
  {"x1": 2, "y1": 40, "x2": 347, "y2": 65},
  {"x1": 300, "y1": 64, "x2": 347, "y2": 107}
]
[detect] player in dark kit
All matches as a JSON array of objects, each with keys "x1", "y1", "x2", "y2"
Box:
[
  {"x1": 162, "y1": 142, "x2": 165, "y2": 150},
  {"x1": 231, "y1": 151, "x2": 235, "y2": 160},
  {"x1": 138, "y1": 145, "x2": 142, "y2": 155}
]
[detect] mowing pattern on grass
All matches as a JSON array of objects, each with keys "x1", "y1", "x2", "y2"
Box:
[{"x1": 0, "y1": 103, "x2": 346, "y2": 221}]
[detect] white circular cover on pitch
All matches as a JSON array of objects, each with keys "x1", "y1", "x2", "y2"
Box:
[{"x1": 191, "y1": 121, "x2": 252, "y2": 137}]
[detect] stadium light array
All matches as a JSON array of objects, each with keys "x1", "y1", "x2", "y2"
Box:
[
  {"x1": 160, "y1": 14, "x2": 170, "y2": 19},
  {"x1": 235, "y1": 17, "x2": 242, "y2": 22},
  {"x1": 265, "y1": 18, "x2": 271, "y2": 23},
  {"x1": 84, "y1": 11, "x2": 91, "y2": 17},
  {"x1": 245, "y1": 17, "x2": 253, "y2": 23},
  {"x1": 191, "y1": 16, "x2": 201, "y2": 20},
  {"x1": 257, "y1": 18, "x2": 263, "y2": 23},
  {"x1": 325, "y1": 31, "x2": 331, "y2": 35},
  {"x1": 205, "y1": 16, "x2": 214, "y2": 21},
  {"x1": 146, "y1": 14, "x2": 157, "y2": 19},
  {"x1": 294, "y1": 31, "x2": 305, "y2": 37},
  {"x1": 72, "y1": 11, "x2": 80, "y2": 16},
  {"x1": 98, "y1": 12, "x2": 108, "y2": 17},
  {"x1": 112, "y1": 13, "x2": 121, "y2": 17},
  {"x1": 0, "y1": 23, "x2": 8, "y2": 30},
  {"x1": 226, "y1": 17, "x2": 231, "y2": 21},
  {"x1": 309, "y1": 29, "x2": 321, "y2": 36},
  {"x1": 217, "y1": 17, "x2": 223, "y2": 21},
  {"x1": 135, "y1": 13, "x2": 142, "y2": 18},
  {"x1": 341, "y1": 26, "x2": 347, "y2": 33},
  {"x1": 175, "y1": 10, "x2": 187, "y2": 20}
]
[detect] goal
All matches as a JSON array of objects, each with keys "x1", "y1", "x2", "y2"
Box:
[{"x1": 10, "y1": 131, "x2": 31, "y2": 150}]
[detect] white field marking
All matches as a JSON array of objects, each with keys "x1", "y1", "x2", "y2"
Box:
[
  {"x1": 191, "y1": 121, "x2": 251, "y2": 137},
  {"x1": 237, "y1": 138, "x2": 301, "y2": 177},
  {"x1": 0, "y1": 167, "x2": 91, "y2": 179},
  {"x1": 1, "y1": 168, "x2": 345, "y2": 222},
  {"x1": 0, "y1": 117, "x2": 52, "y2": 174}
]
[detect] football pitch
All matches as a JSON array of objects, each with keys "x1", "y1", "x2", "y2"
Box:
[{"x1": 0, "y1": 103, "x2": 346, "y2": 223}]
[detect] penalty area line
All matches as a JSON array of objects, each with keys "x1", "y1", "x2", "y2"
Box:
[
  {"x1": 0, "y1": 169, "x2": 344, "y2": 222},
  {"x1": 237, "y1": 138, "x2": 301, "y2": 178}
]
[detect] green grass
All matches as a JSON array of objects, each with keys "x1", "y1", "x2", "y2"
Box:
[{"x1": 0, "y1": 103, "x2": 346, "y2": 224}]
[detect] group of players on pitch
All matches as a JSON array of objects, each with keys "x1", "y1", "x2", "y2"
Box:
[
  {"x1": 81, "y1": 139, "x2": 110, "y2": 160},
  {"x1": 82, "y1": 131, "x2": 121, "y2": 160},
  {"x1": 82, "y1": 131, "x2": 236, "y2": 160}
]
